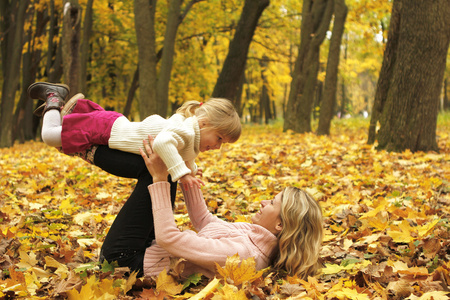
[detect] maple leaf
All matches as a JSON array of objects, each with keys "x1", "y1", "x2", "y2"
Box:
[
  {"x1": 156, "y1": 268, "x2": 183, "y2": 296},
  {"x1": 211, "y1": 283, "x2": 248, "y2": 299},
  {"x1": 215, "y1": 254, "x2": 264, "y2": 286},
  {"x1": 45, "y1": 256, "x2": 69, "y2": 279}
]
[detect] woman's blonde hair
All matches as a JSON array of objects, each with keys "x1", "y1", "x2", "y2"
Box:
[
  {"x1": 273, "y1": 187, "x2": 323, "y2": 279},
  {"x1": 176, "y1": 98, "x2": 241, "y2": 143}
]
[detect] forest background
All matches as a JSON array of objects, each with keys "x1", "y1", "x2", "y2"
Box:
[{"x1": 1, "y1": 0, "x2": 450, "y2": 298}]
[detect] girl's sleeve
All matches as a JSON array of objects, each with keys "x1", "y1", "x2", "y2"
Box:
[
  {"x1": 153, "y1": 131, "x2": 191, "y2": 181},
  {"x1": 149, "y1": 182, "x2": 251, "y2": 272}
]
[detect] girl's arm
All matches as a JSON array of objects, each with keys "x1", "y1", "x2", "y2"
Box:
[{"x1": 153, "y1": 131, "x2": 191, "y2": 181}]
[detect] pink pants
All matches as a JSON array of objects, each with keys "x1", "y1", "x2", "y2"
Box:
[{"x1": 61, "y1": 99, "x2": 123, "y2": 154}]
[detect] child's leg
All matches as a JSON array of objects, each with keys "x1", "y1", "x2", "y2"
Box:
[{"x1": 41, "y1": 110, "x2": 62, "y2": 147}]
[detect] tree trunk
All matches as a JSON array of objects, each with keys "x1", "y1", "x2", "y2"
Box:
[
  {"x1": 367, "y1": 0, "x2": 401, "y2": 144},
  {"x1": 212, "y1": 0, "x2": 269, "y2": 105},
  {"x1": 62, "y1": 0, "x2": 82, "y2": 96},
  {"x1": 156, "y1": 0, "x2": 181, "y2": 117},
  {"x1": 443, "y1": 78, "x2": 449, "y2": 110},
  {"x1": 124, "y1": 67, "x2": 139, "y2": 118},
  {"x1": 14, "y1": 6, "x2": 47, "y2": 143},
  {"x1": 80, "y1": 0, "x2": 94, "y2": 94},
  {"x1": 134, "y1": 0, "x2": 157, "y2": 118},
  {"x1": 260, "y1": 56, "x2": 272, "y2": 124},
  {"x1": 0, "y1": 0, "x2": 29, "y2": 147},
  {"x1": 283, "y1": 0, "x2": 334, "y2": 133},
  {"x1": 374, "y1": 0, "x2": 450, "y2": 152},
  {"x1": 317, "y1": 0, "x2": 348, "y2": 135}
]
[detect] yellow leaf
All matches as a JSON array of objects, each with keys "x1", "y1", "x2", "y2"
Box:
[
  {"x1": 59, "y1": 199, "x2": 73, "y2": 214},
  {"x1": 212, "y1": 283, "x2": 247, "y2": 299},
  {"x1": 333, "y1": 287, "x2": 370, "y2": 300},
  {"x1": 16, "y1": 250, "x2": 38, "y2": 269},
  {"x1": 156, "y1": 269, "x2": 183, "y2": 296},
  {"x1": 122, "y1": 271, "x2": 137, "y2": 294},
  {"x1": 44, "y1": 256, "x2": 69, "y2": 279},
  {"x1": 189, "y1": 277, "x2": 221, "y2": 300},
  {"x1": 387, "y1": 230, "x2": 415, "y2": 243},
  {"x1": 417, "y1": 218, "x2": 440, "y2": 237},
  {"x1": 215, "y1": 254, "x2": 264, "y2": 285}
]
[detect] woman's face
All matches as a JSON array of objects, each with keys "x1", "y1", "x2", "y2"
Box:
[{"x1": 252, "y1": 192, "x2": 283, "y2": 235}]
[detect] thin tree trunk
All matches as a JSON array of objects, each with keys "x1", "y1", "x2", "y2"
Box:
[
  {"x1": 62, "y1": 0, "x2": 82, "y2": 95},
  {"x1": 80, "y1": 0, "x2": 94, "y2": 94},
  {"x1": 14, "y1": 6, "x2": 47, "y2": 142},
  {"x1": 317, "y1": 0, "x2": 348, "y2": 135},
  {"x1": 134, "y1": 0, "x2": 157, "y2": 118},
  {"x1": 123, "y1": 67, "x2": 139, "y2": 118},
  {"x1": 212, "y1": 0, "x2": 269, "y2": 105},
  {"x1": 367, "y1": 0, "x2": 401, "y2": 144},
  {"x1": 156, "y1": 0, "x2": 181, "y2": 117},
  {"x1": 284, "y1": 0, "x2": 334, "y2": 133},
  {"x1": 444, "y1": 78, "x2": 449, "y2": 110}
]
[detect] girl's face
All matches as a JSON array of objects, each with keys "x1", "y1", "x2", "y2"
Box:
[
  {"x1": 252, "y1": 192, "x2": 283, "y2": 235},
  {"x1": 199, "y1": 123, "x2": 227, "y2": 152}
]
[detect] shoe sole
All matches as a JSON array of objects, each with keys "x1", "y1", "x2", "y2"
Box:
[{"x1": 28, "y1": 82, "x2": 70, "y2": 101}]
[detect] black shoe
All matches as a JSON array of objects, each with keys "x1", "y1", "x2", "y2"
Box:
[{"x1": 28, "y1": 82, "x2": 70, "y2": 116}]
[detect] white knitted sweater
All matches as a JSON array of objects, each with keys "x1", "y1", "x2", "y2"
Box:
[{"x1": 108, "y1": 114, "x2": 200, "y2": 181}]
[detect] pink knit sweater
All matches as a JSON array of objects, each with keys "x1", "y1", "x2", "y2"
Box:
[{"x1": 143, "y1": 182, "x2": 278, "y2": 278}]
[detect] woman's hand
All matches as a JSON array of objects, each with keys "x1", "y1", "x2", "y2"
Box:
[{"x1": 139, "y1": 135, "x2": 169, "y2": 182}]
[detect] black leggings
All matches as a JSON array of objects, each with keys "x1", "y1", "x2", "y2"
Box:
[{"x1": 93, "y1": 146, "x2": 178, "y2": 276}]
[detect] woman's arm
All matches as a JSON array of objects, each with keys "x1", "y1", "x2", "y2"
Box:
[
  {"x1": 149, "y1": 182, "x2": 252, "y2": 273},
  {"x1": 140, "y1": 138, "x2": 252, "y2": 271},
  {"x1": 180, "y1": 185, "x2": 219, "y2": 231}
]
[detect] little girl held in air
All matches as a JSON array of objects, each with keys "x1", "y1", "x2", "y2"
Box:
[{"x1": 29, "y1": 82, "x2": 241, "y2": 189}]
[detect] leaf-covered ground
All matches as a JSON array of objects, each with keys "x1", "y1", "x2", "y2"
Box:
[{"x1": 1, "y1": 116, "x2": 450, "y2": 299}]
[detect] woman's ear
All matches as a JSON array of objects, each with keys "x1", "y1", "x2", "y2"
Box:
[{"x1": 275, "y1": 221, "x2": 283, "y2": 233}]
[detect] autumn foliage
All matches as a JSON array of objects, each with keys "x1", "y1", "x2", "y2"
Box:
[{"x1": 1, "y1": 117, "x2": 450, "y2": 299}]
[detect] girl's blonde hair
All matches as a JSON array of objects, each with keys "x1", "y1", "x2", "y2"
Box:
[
  {"x1": 176, "y1": 98, "x2": 241, "y2": 142},
  {"x1": 273, "y1": 187, "x2": 323, "y2": 279}
]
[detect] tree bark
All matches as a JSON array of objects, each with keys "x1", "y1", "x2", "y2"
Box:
[
  {"x1": 156, "y1": 0, "x2": 181, "y2": 117},
  {"x1": 62, "y1": 0, "x2": 82, "y2": 96},
  {"x1": 124, "y1": 67, "x2": 139, "y2": 118},
  {"x1": 317, "y1": 0, "x2": 348, "y2": 135},
  {"x1": 0, "y1": 0, "x2": 29, "y2": 147},
  {"x1": 374, "y1": 0, "x2": 450, "y2": 152},
  {"x1": 134, "y1": 0, "x2": 158, "y2": 118},
  {"x1": 283, "y1": 0, "x2": 334, "y2": 133},
  {"x1": 367, "y1": 0, "x2": 401, "y2": 144},
  {"x1": 444, "y1": 78, "x2": 449, "y2": 110},
  {"x1": 14, "y1": 6, "x2": 47, "y2": 142},
  {"x1": 212, "y1": 0, "x2": 269, "y2": 106},
  {"x1": 80, "y1": 0, "x2": 94, "y2": 94}
]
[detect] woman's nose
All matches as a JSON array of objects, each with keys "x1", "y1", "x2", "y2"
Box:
[{"x1": 261, "y1": 200, "x2": 268, "y2": 207}]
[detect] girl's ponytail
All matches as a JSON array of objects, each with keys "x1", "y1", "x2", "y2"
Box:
[{"x1": 176, "y1": 101, "x2": 202, "y2": 118}]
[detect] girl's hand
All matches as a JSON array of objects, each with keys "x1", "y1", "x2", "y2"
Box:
[
  {"x1": 139, "y1": 135, "x2": 168, "y2": 182},
  {"x1": 179, "y1": 174, "x2": 204, "y2": 190},
  {"x1": 196, "y1": 168, "x2": 203, "y2": 177}
]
